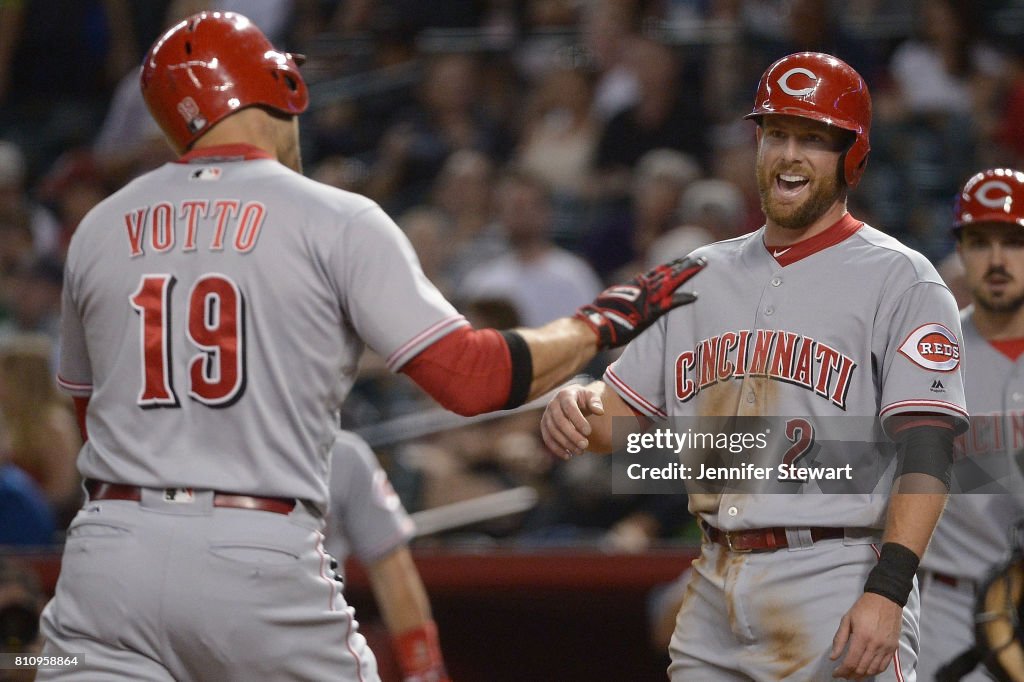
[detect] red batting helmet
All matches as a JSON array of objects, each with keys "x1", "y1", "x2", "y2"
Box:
[
  {"x1": 140, "y1": 11, "x2": 308, "y2": 151},
  {"x1": 954, "y1": 168, "x2": 1024, "y2": 233},
  {"x1": 745, "y1": 52, "x2": 872, "y2": 188}
]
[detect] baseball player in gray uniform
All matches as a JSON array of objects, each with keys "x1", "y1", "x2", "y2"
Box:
[
  {"x1": 542, "y1": 52, "x2": 968, "y2": 681},
  {"x1": 39, "y1": 11, "x2": 706, "y2": 681},
  {"x1": 918, "y1": 169, "x2": 1024, "y2": 681},
  {"x1": 325, "y1": 430, "x2": 449, "y2": 682}
]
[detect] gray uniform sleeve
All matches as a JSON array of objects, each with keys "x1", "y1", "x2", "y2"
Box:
[
  {"x1": 331, "y1": 205, "x2": 468, "y2": 371},
  {"x1": 56, "y1": 259, "x2": 93, "y2": 396},
  {"x1": 603, "y1": 316, "x2": 669, "y2": 418},
  {"x1": 327, "y1": 432, "x2": 415, "y2": 565},
  {"x1": 876, "y1": 281, "x2": 969, "y2": 430}
]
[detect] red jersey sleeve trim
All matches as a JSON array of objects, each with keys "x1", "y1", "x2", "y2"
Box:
[
  {"x1": 386, "y1": 315, "x2": 470, "y2": 371},
  {"x1": 604, "y1": 368, "x2": 667, "y2": 418},
  {"x1": 57, "y1": 374, "x2": 93, "y2": 396}
]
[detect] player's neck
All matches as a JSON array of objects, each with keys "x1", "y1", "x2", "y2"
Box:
[
  {"x1": 763, "y1": 201, "x2": 848, "y2": 247},
  {"x1": 972, "y1": 306, "x2": 1024, "y2": 341},
  {"x1": 188, "y1": 109, "x2": 297, "y2": 170}
]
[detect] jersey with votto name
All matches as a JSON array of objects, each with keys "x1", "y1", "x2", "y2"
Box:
[
  {"x1": 58, "y1": 146, "x2": 467, "y2": 509},
  {"x1": 922, "y1": 307, "x2": 1024, "y2": 581},
  {"x1": 606, "y1": 215, "x2": 968, "y2": 531}
]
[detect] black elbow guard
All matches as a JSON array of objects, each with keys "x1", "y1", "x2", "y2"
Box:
[
  {"x1": 895, "y1": 424, "x2": 955, "y2": 489},
  {"x1": 500, "y1": 330, "x2": 532, "y2": 410}
]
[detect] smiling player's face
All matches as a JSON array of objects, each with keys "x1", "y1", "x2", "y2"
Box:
[{"x1": 756, "y1": 115, "x2": 848, "y2": 232}]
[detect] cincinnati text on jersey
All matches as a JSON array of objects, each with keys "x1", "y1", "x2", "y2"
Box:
[
  {"x1": 675, "y1": 330, "x2": 856, "y2": 409},
  {"x1": 955, "y1": 412, "x2": 1024, "y2": 460}
]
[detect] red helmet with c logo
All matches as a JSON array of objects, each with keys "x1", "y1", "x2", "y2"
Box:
[
  {"x1": 745, "y1": 52, "x2": 872, "y2": 188},
  {"x1": 954, "y1": 168, "x2": 1024, "y2": 233}
]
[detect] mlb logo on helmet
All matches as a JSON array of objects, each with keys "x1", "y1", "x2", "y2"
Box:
[
  {"x1": 176, "y1": 97, "x2": 208, "y2": 134},
  {"x1": 898, "y1": 323, "x2": 960, "y2": 372}
]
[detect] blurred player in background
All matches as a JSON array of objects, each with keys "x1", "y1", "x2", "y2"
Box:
[
  {"x1": 326, "y1": 430, "x2": 448, "y2": 682},
  {"x1": 918, "y1": 168, "x2": 1024, "y2": 680}
]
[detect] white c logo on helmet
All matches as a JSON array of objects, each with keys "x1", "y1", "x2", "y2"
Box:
[
  {"x1": 777, "y1": 67, "x2": 818, "y2": 97},
  {"x1": 975, "y1": 180, "x2": 1013, "y2": 209}
]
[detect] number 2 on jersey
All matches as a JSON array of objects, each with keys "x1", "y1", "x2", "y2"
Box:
[
  {"x1": 782, "y1": 418, "x2": 815, "y2": 466},
  {"x1": 130, "y1": 273, "x2": 246, "y2": 408}
]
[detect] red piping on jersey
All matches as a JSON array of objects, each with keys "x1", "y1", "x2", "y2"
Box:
[
  {"x1": 880, "y1": 399, "x2": 969, "y2": 422},
  {"x1": 764, "y1": 213, "x2": 863, "y2": 266},
  {"x1": 990, "y1": 337, "x2": 1024, "y2": 362},
  {"x1": 605, "y1": 368, "x2": 668, "y2": 418},
  {"x1": 387, "y1": 315, "x2": 470, "y2": 370},
  {"x1": 175, "y1": 144, "x2": 275, "y2": 163},
  {"x1": 315, "y1": 536, "x2": 368, "y2": 682}
]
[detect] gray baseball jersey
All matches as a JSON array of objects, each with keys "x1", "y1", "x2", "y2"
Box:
[
  {"x1": 918, "y1": 307, "x2": 1024, "y2": 682},
  {"x1": 607, "y1": 215, "x2": 968, "y2": 530},
  {"x1": 612, "y1": 216, "x2": 967, "y2": 681},
  {"x1": 922, "y1": 307, "x2": 1024, "y2": 580},
  {"x1": 324, "y1": 430, "x2": 415, "y2": 567},
  {"x1": 57, "y1": 147, "x2": 467, "y2": 508}
]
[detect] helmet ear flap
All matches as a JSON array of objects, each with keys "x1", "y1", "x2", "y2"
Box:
[{"x1": 843, "y1": 135, "x2": 870, "y2": 188}]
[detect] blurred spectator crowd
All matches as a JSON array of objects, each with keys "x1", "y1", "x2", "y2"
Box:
[{"x1": 1, "y1": 0, "x2": 1022, "y2": 549}]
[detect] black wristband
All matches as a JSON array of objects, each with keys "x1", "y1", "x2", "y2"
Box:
[
  {"x1": 863, "y1": 542, "x2": 920, "y2": 607},
  {"x1": 500, "y1": 330, "x2": 532, "y2": 410}
]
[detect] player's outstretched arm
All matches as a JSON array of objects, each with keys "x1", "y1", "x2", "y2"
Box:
[
  {"x1": 521, "y1": 254, "x2": 706, "y2": 401},
  {"x1": 540, "y1": 381, "x2": 640, "y2": 457},
  {"x1": 403, "y1": 256, "x2": 705, "y2": 416}
]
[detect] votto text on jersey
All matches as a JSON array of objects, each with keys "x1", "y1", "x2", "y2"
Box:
[{"x1": 122, "y1": 199, "x2": 267, "y2": 256}]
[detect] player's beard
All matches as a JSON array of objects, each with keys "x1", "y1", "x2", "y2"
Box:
[
  {"x1": 970, "y1": 269, "x2": 1024, "y2": 314},
  {"x1": 757, "y1": 163, "x2": 844, "y2": 230}
]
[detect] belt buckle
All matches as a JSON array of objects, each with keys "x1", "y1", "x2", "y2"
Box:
[
  {"x1": 163, "y1": 488, "x2": 196, "y2": 503},
  {"x1": 724, "y1": 530, "x2": 752, "y2": 553}
]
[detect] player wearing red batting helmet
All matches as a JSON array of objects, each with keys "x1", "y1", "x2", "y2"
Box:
[
  {"x1": 955, "y1": 168, "x2": 1024, "y2": 230},
  {"x1": 543, "y1": 50, "x2": 965, "y2": 681},
  {"x1": 745, "y1": 51, "x2": 871, "y2": 189},
  {"x1": 917, "y1": 171, "x2": 1024, "y2": 680},
  {"x1": 140, "y1": 11, "x2": 308, "y2": 153},
  {"x1": 40, "y1": 10, "x2": 707, "y2": 681}
]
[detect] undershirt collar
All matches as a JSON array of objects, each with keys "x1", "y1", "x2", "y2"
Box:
[
  {"x1": 763, "y1": 213, "x2": 864, "y2": 266},
  {"x1": 176, "y1": 144, "x2": 275, "y2": 164}
]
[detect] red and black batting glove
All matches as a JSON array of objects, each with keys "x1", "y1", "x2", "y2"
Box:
[{"x1": 575, "y1": 255, "x2": 707, "y2": 349}]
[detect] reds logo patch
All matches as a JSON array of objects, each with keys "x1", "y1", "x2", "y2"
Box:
[{"x1": 898, "y1": 323, "x2": 960, "y2": 372}]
